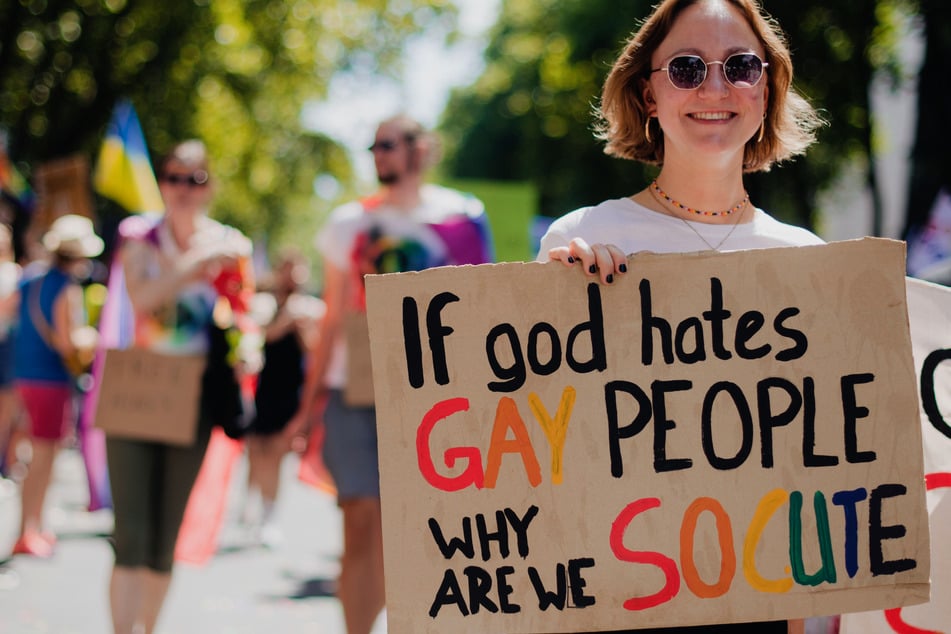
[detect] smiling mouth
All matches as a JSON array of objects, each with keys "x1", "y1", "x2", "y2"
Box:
[{"x1": 689, "y1": 112, "x2": 735, "y2": 121}]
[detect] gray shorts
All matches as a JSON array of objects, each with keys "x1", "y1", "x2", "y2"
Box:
[{"x1": 322, "y1": 390, "x2": 380, "y2": 501}]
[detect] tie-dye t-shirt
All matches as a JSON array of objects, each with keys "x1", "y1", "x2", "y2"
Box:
[
  {"x1": 315, "y1": 184, "x2": 493, "y2": 387},
  {"x1": 119, "y1": 215, "x2": 252, "y2": 355}
]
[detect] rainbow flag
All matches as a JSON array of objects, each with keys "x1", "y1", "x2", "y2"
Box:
[
  {"x1": 0, "y1": 149, "x2": 35, "y2": 210},
  {"x1": 79, "y1": 214, "x2": 158, "y2": 511},
  {"x1": 93, "y1": 99, "x2": 164, "y2": 213}
]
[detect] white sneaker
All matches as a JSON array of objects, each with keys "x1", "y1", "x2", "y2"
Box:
[{"x1": 258, "y1": 522, "x2": 283, "y2": 549}]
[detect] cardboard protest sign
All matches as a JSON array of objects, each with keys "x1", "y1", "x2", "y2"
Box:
[
  {"x1": 364, "y1": 238, "x2": 930, "y2": 633},
  {"x1": 840, "y1": 277, "x2": 951, "y2": 633},
  {"x1": 95, "y1": 347, "x2": 205, "y2": 446},
  {"x1": 344, "y1": 311, "x2": 376, "y2": 406}
]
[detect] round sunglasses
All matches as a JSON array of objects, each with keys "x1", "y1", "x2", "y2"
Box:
[
  {"x1": 160, "y1": 170, "x2": 209, "y2": 187},
  {"x1": 651, "y1": 53, "x2": 768, "y2": 90}
]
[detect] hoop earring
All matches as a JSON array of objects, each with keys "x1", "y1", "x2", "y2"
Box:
[
  {"x1": 644, "y1": 117, "x2": 653, "y2": 144},
  {"x1": 756, "y1": 118, "x2": 765, "y2": 143}
]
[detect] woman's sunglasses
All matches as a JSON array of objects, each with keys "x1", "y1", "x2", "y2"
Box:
[
  {"x1": 160, "y1": 171, "x2": 209, "y2": 187},
  {"x1": 651, "y1": 53, "x2": 768, "y2": 90}
]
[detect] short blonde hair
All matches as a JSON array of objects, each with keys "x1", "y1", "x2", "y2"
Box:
[{"x1": 596, "y1": 0, "x2": 824, "y2": 172}]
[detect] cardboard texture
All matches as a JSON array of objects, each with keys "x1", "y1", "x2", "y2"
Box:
[
  {"x1": 94, "y1": 348, "x2": 205, "y2": 446},
  {"x1": 33, "y1": 154, "x2": 94, "y2": 228},
  {"x1": 364, "y1": 238, "x2": 931, "y2": 633},
  {"x1": 344, "y1": 310, "x2": 375, "y2": 406},
  {"x1": 840, "y1": 277, "x2": 951, "y2": 633}
]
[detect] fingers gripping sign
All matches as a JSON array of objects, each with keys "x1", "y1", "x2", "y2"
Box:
[{"x1": 548, "y1": 238, "x2": 629, "y2": 285}]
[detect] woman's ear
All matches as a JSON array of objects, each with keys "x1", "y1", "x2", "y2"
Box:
[{"x1": 641, "y1": 78, "x2": 656, "y2": 112}]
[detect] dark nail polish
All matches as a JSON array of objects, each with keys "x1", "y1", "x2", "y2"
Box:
[
  {"x1": 619, "y1": 263, "x2": 627, "y2": 273},
  {"x1": 589, "y1": 264, "x2": 598, "y2": 274},
  {"x1": 606, "y1": 274, "x2": 614, "y2": 284},
  {"x1": 567, "y1": 256, "x2": 575, "y2": 264}
]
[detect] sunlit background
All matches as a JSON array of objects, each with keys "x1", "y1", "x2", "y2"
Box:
[{"x1": 0, "y1": 0, "x2": 948, "y2": 279}]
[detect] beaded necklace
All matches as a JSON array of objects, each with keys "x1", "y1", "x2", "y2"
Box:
[
  {"x1": 647, "y1": 184, "x2": 749, "y2": 251},
  {"x1": 650, "y1": 180, "x2": 748, "y2": 217}
]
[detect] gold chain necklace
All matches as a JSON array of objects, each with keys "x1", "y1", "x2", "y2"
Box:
[{"x1": 649, "y1": 186, "x2": 749, "y2": 251}]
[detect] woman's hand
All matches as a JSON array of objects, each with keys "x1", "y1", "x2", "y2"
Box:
[
  {"x1": 547, "y1": 237, "x2": 628, "y2": 284},
  {"x1": 180, "y1": 239, "x2": 245, "y2": 283}
]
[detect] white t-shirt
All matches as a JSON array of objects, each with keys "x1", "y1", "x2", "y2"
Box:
[{"x1": 537, "y1": 197, "x2": 824, "y2": 259}]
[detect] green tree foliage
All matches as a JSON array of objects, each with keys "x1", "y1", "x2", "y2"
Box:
[
  {"x1": 0, "y1": 0, "x2": 455, "y2": 249},
  {"x1": 440, "y1": 0, "x2": 916, "y2": 232},
  {"x1": 760, "y1": 1, "x2": 907, "y2": 233},
  {"x1": 441, "y1": 0, "x2": 654, "y2": 218}
]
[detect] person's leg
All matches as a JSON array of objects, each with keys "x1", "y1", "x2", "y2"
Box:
[
  {"x1": 3, "y1": 420, "x2": 27, "y2": 481},
  {"x1": 0, "y1": 386, "x2": 18, "y2": 476},
  {"x1": 338, "y1": 497, "x2": 385, "y2": 634},
  {"x1": 139, "y1": 569, "x2": 173, "y2": 634},
  {"x1": 258, "y1": 434, "x2": 285, "y2": 518},
  {"x1": 14, "y1": 382, "x2": 71, "y2": 554},
  {"x1": 107, "y1": 436, "x2": 159, "y2": 634},
  {"x1": 139, "y1": 419, "x2": 211, "y2": 630},
  {"x1": 244, "y1": 434, "x2": 263, "y2": 524},
  {"x1": 249, "y1": 433, "x2": 286, "y2": 545},
  {"x1": 108, "y1": 566, "x2": 173, "y2": 634},
  {"x1": 16, "y1": 437, "x2": 56, "y2": 553},
  {"x1": 321, "y1": 391, "x2": 384, "y2": 634},
  {"x1": 259, "y1": 434, "x2": 285, "y2": 503},
  {"x1": 0, "y1": 336, "x2": 16, "y2": 476},
  {"x1": 109, "y1": 566, "x2": 144, "y2": 634}
]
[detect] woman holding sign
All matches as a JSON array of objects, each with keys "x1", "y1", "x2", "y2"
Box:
[
  {"x1": 540, "y1": 0, "x2": 823, "y2": 632},
  {"x1": 104, "y1": 140, "x2": 253, "y2": 634}
]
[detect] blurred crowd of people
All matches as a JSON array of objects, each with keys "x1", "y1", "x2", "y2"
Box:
[{"x1": 0, "y1": 108, "x2": 492, "y2": 634}]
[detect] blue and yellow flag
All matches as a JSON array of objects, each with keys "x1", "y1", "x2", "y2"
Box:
[{"x1": 93, "y1": 99, "x2": 164, "y2": 213}]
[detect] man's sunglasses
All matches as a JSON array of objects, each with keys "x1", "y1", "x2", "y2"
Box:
[
  {"x1": 368, "y1": 139, "x2": 400, "y2": 153},
  {"x1": 651, "y1": 53, "x2": 768, "y2": 90},
  {"x1": 160, "y1": 171, "x2": 209, "y2": 187}
]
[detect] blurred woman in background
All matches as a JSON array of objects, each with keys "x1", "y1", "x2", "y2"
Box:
[
  {"x1": 243, "y1": 247, "x2": 323, "y2": 547},
  {"x1": 105, "y1": 140, "x2": 253, "y2": 634},
  {"x1": 12, "y1": 214, "x2": 102, "y2": 557}
]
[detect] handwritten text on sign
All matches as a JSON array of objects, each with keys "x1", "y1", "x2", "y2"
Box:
[{"x1": 364, "y1": 239, "x2": 930, "y2": 633}]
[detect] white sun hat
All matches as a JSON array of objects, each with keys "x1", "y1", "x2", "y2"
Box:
[{"x1": 42, "y1": 214, "x2": 105, "y2": 259}]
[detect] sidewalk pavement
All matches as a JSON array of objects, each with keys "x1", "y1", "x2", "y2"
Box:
[{"x1": 0, "y1": 445, "x2": 386, "y2": 634}]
